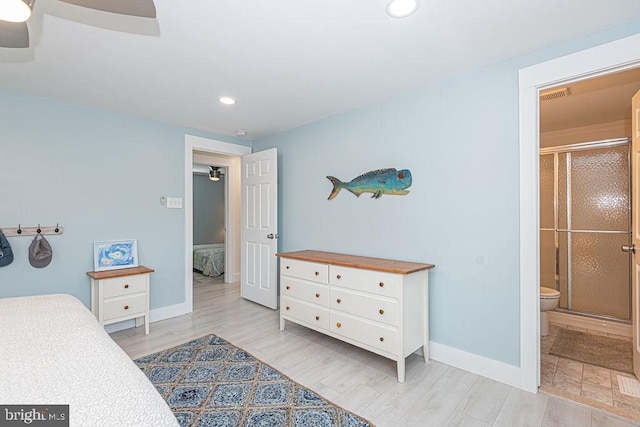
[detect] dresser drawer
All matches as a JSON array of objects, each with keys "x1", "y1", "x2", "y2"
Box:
[
  {"x1": 281, "y1": 259, "x2": 328, "y2": 284},
  {"x1": 330, "y1": 312, "x2": 398, "y2": 355},
  {"x1": 329, "y1": 266, "x2": 400, "y2": 298},
  {"x1": 281, "y1": 276, "x2": 329, "y2": 307},
  {"x1": 102, "y1": 274, "x2": 148, "y2": 298},
  {"x1": 103, "y1": 294, "x2": 147, "y2": 321},
  {"x1": 330, "y1": 288, "x2": 399, "y2": 326},
  {"x1": 281, "y1": 296, "x2": 330, "y2": 331}
]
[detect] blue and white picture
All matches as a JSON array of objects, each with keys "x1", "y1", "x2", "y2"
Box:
[{"x1": 94, "y1": 240, "x2": 138, "y2": 271}]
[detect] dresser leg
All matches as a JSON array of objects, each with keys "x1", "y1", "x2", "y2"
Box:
[
  {"x1": 397, "y1": 357, "x2": 406, "y2": 383},
  {"x1": 145, "y1": 316, "x2": 149, "y2": 335},
  {"x1": 423, "y1": 343, "x2": 429, "y2": 363},
  {"x1": 280, "y1": 316, "x2": 285, "y2": 331}
]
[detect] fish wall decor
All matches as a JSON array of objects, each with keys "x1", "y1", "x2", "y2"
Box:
[{"x1": 326, "y1": 168, "x2": 412, "y2": 200}]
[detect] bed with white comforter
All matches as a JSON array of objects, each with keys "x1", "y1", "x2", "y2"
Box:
[{"x1": 0, "y1": 294, "x2": 178, "y2": 427}]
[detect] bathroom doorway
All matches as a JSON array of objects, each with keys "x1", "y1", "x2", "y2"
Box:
[{"x1": 537, "y1": 68, "x2": 640, "y2": 418}]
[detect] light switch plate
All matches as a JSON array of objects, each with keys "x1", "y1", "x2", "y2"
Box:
[{"x1": 167, "y1": 197, "x2": 183, "y2": 209}]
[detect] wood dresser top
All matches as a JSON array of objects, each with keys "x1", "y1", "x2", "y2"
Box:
[
  {"x1": 276, "y1": 250, "x2": 434, "y2": 275},
  {"x1": 86, "y1": 266, "x2": 155, "y2": 280}
]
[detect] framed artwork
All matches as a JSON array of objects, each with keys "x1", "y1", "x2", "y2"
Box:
[{"x1": 93, "y1": 240, "x2": 138, "y2": 271}]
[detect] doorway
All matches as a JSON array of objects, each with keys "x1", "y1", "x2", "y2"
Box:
[
  {"x1": 518, "y1": 32, "x2": 640, "y2": 394},
  {"x1": 184, "y1": 135, "x2": 251, "y2": 314}
]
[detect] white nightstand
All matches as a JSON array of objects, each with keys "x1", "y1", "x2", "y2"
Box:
[{"x1": 87, "y1": 266, "x2": 154, "y2": 335}]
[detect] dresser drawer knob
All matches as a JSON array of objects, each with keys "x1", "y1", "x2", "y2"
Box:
[
  {"x1": 336, "y1": 274, "x2": 341, "y2": 279},
  {"x1": 379, "y1": 337, "x2": 384, "y2": 342},
  {"x1": 286, "y1": 286, "x2": 290, "y2": 290},
  {"x1": 336, "y1": 298, "x2": 341, "y2": 304},
  {"x1": 336, "y1": 322, "x2": 342, "y2": 328},
  {"x1": 315, "y1": 316, "x2": 320, "y2": 321},
  {"x1": 315, "y1": 293, "x2": 320, "y2": 298},
  {"x1": 124, "y1": 284, "x2": 129, "y2": 289},
  {"x1": 124, "y1": 305, "x2": 129, "y2": 310},
  {"x1": 286, "y1": 306, "x2": 290, "y2": 311},
  {"x1": 379, "y1": 282, "x2": 384, "y2": 287},
  {"x1": 286, "y1": 266, "x2": 290, "y2": 269},
  {"x1": 315, "y1": 271, "x2": 319, "y2": 276},
  {"x1": 379, "y1": 309, "x2": 384, "y2": 315}
]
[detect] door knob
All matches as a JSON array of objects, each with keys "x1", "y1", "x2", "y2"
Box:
[
  {"x1": 622, "y1": 244, "x2": 636, "y2": 254},
  {"x1": 267, "y1": 233, "x2": 279, "y2": 239}
]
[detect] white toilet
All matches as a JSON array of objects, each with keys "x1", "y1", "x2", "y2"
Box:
[{"x1": 540, "y1": 287, "x2": 560, "y2": 336}]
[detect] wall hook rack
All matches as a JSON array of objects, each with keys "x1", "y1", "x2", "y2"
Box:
[{"x1": 1, "y1": 225, "x2": 64, "y2": 237}]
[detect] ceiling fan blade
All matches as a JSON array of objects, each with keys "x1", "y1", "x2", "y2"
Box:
[
  {"x1": 0, "y1": 21, "x2": 29, "y2": 48},
  {"x1": 58, "y1": 0, "x2": 156, "y2": 18}
]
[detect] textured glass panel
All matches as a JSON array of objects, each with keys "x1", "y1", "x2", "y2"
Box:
[
  {"x1": 571, "y1": 146, "x2": 630, "y2": 231},
  {"x1": 540, "y1": 230, "x2": 555, "y2": 288},
  {"x1": 557, "y1": 232, "x2": 568, "y2": 309},
  {"x1": 570, "y1": 232, "x2": 631, "y2": 319},
  {"x1": 558, "y1": 154, "x2": 567, "y2": 230},
  {"x1": 540, "y1": 155, "x2": 555, "y2": 229}
]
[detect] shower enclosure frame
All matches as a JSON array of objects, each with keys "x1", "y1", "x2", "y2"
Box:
[{"x1": 540, "y1": 137, "x2": 632, "y2": 323}]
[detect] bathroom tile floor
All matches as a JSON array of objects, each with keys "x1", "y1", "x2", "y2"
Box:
[{"x1": 541, "y1": 324, "x2": 640, "y2": 423}]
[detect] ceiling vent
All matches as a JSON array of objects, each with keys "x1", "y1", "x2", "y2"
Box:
[{"x1": 540, "y1": 87, "x2": 571, "y2": 102}]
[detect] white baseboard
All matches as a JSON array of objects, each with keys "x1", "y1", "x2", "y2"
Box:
[
  {"x1": 104, "y1": 302, "x2": 188, "y2": 333},
  {"x1": 548, "y1": 311, "x2": 631, "y2": 338},
  {"x1": 429, "y1": 341, "x2": 522, "y2": 389},
  {"x1": 227, "y1": 271, "x2": 241, "y2": 284}
]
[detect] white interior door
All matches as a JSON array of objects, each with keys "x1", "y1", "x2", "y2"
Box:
[
  {"x1": 241, "y1": 148, "x2": 278, "y2": 309},
  {"x1": 632, "y1": 89, "x2": 640, "y2": 379}
]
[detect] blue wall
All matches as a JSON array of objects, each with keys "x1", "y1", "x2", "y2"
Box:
[
  {"x1": 254, "y1": 22, "x2": 640, "y2": 366},
  {"x1": 0, "y1": 90, "x2": 249, "y2": 310}
]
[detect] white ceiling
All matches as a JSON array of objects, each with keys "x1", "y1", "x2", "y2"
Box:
[{"x1": 1, "y1": 0, "x2": 640, "y2": 139}]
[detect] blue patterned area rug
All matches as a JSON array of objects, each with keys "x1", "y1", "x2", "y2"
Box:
[{"x1": 135, "y1": 334, "x2": 374, "y2": 427}]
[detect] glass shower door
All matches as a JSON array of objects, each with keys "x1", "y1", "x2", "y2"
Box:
[{"x1": 540, "y1": 140, "x2": 631, "y2": 322}]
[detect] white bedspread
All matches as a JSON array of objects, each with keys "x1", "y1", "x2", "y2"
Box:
[{"x1": 0, "y1": 294, "x2": 178, "y2": 427}]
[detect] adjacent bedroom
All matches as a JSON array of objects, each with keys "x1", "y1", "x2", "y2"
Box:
[{"x1": 192, "y1": 164, "x2": 225, "y2": 283}]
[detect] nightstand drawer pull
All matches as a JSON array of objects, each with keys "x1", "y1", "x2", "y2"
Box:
[
  {"x1": 379, "y1": 282, "x2": 384, "y2": 287},
  {"x1": 336, "y1": 299, "x2": 341, "y2": 304},
  {"x1": 124, "y1": 284, "x2": 129, "y2": 289},
  {"x1": 336, "y1": 322, "x2": 342, "y2": 328},
  {"x1": 315, "y1": 293, "x2": 320, "y2": 298},
  {"x1": 286, "y1": 306, "x2": 290, "y2": 311},
  {"x1": 315, "y1": 271, "x2": 319, "y2": 276},
  {"x1": 315, "y1": 316, "x2": 320, "y2": 321},
  {"x1": 286, "y1": 286, "x2": 290, "y2": 290},
  {"x1": 379, "y1": 309, "x2": 384, "y2": 315},
  {"x1": 336, "y1": 274, "x2": 341, "y2": 279},
  {"x1": 124, "y1": 305, "x2": 129, "y2": 310},
  {"x1": 379, "y1": 337, "x2": 384, "y2": 342}
]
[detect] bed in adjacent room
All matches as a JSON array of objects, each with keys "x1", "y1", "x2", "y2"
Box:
[
  {"x1": 0, "y1": 294, "x2": 178, "y2": 427},
  {"x1": 193, "y1": 243, "x2": 225, "y2": 277}
]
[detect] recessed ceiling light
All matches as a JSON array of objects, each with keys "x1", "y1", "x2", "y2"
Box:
[
  {"x1": 386, "y1": 0, "x2": 419, "y2": 18},
  {"x1": 0, "y1": 0, "x2": 32, "y2": 22},
  {"x1": 218, "y1": 96, "x2": 236, "y2": 105},
  {"x1": 235, "y1": 130, "x2": 248, "y2": 137}
]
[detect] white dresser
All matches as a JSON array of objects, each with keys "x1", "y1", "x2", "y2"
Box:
[
  {"x1": 87, "y1": 266, "x2": 154, "y2": 335},
  {"x1": 277, "y1": 250, "x2": 434, "y2": 382}
]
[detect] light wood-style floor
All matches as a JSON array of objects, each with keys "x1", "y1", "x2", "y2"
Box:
[{"x1": 111, "y1": 275, "x2": 639, "y2": 427}]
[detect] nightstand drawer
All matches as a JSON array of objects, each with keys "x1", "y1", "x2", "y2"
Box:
[
  {"x1": 103, "y1": 294, "x2": 146, "y2": 321},
  {"x1": 281, "y1": 296, "x2": 330, "y2": 331},
  {"x1": 281, "y1": 276, "x2": 329, "y2": 306},
  {"x1": 103, "y1": 274, "x2": 147, "y2": 298},
  {"x1": 281, "y1": 259, "x2": 328, "y2": 284}
]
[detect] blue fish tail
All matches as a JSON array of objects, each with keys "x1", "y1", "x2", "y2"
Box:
[{"x1": 327, "y1": 176, "x2": 345, "y2": 200}]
